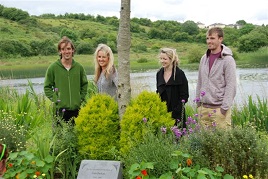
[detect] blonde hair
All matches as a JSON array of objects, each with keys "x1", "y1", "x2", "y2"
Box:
[
  {"x1": 94, "y1": 44, "x2": 115, "y2": 83},
  {"x1": 159, "y1": 47, "x2": 180, "y2": 80}
]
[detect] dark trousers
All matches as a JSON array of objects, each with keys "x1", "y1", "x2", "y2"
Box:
[{"x1": 57, "y1": 108, "x2": 79, "y2": 125}]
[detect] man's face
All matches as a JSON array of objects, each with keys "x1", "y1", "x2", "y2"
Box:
[
  {"x1": 59, "y1": 43, "x2": 74, "y2": 60},
  {"x1": 206, "y1": 33, "x2": 223, "y2": 52}
]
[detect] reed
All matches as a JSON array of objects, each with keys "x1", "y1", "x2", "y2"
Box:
[{"x1": 232, "y1": 95, "x2": 268, "y2": 132}]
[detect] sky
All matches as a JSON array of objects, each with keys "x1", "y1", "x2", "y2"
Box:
[{"x1": 0, "y1": 0, "x2": 268, "y2": 26}]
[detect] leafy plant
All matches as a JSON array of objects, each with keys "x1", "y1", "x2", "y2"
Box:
[
  {"x1": 180, "y1": 125, "x2": 268, "y2": 178},
  {"x1": 75, "y1": 94, "x2": 120, "y2": 160},
  {"x1": 119, "y1": 91, "x2": 174, "y2": 156},
  {"x1": 4, "y1": 150, "x2": 53, "y2": 179}
]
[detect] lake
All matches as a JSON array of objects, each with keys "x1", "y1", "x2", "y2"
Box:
[{"x1": 0, "y1": 68, "x2": 267, "y2": 106}]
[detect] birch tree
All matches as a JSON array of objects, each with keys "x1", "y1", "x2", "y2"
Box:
[{"x1": 117, "y1": 0, "x2": 131, "y2": 119}]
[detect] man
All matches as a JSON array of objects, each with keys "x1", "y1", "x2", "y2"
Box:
[
  {"x1": 196, "y1": 27, "x2": 236, "y2": 129},
  {"x1": 44, "y1": 36, "x2": 88, "y2": 123}
]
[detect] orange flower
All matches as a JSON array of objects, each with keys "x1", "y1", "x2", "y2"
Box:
[
  {"x1": 136, "y1": 176, "x2": 142, "y2": 179},
  {"x1": 16, "y1": 173, "x2": 20, "y2": 179},
  {"x1": 35, "y1": 171, "x2": 41, "y2": 176},
  {"x1": 8, "y1": 163, "x2": 13, "y2": 167},
  {"x1": 141, "y1": 169, "x2": 148, "y2": 176},
  {"x1": 186, "y1": 158, "x2": 192, "y2": 166}
]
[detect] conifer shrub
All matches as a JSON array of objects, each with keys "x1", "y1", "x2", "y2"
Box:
[
  {"x1": 119, "y1": 91, "x2": 174, "y2": 156},
  {"x1": 75, "y1": 94, "x2": 120, "y2": 160}
]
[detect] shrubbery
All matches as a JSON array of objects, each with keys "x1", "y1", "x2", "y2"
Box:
[
  {"x1": 119, "y1": 91, "x2": 174, "y2": 156},
  {"x1": 75, "y1": 94, "x2": 120, "y2": 160}
]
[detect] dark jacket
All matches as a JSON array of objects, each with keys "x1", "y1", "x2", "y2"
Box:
[{"x1": 156, "y1": 66, "x2": 189, "y2": 127}]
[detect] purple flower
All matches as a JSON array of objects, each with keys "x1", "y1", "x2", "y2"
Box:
[
  {"x1": 212, "y1": 122, "x2": 217, "y2": 127},
  {"x1": 62, "y1": 108, "x2": 66, "y2": 112},
  {"x1": 181, "y1": 99, "x2": 185, "y2": 103},
  {"x1": 194, "y1": 113, "x2": 199, "y2": 117},
  {"x1": 54, "y1": 88, "x2": 58, "y2": 92},
  {"x1": 194, "y1": 98, "x2": 200, "y2": 103},
  {"x1": 160, "y1": 127, "x2": 167, "y2": 134},
  {"x1": 213, "y1": 109, "x2": 217, "y2": 113},
  {"x1": 57, "y1": 99, "x2": 61, "y2": 103},
  {"x1": 200, "y1": 91, "x2": 206, "y2": 97},
  {"x1": 208, "y1": 113, "x2": 212, "y2": 117},
  {"x1": 142, "y1": 117, "x2": 147, "y2": 123}
]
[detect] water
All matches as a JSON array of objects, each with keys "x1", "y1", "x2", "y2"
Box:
[{"x1": 0, "y1": 68, "x2": 267, "y2": 105}]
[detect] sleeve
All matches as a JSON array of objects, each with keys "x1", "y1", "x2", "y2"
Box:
[
  {"x1": 112, "y1": 68, "x2": 118, "y2": 88},
  {"x1": 180, "y1": 71, "x2": 189, "y2": 103},
  {"x1": 80, "y1": 66, "x2": 88, "y2": 102},
  {"x1": 43, "y1": 66, "x2": 54, "y2": 101},
  {"x1": 221, "y1": 58, "x2": 237, "y2": 110}
]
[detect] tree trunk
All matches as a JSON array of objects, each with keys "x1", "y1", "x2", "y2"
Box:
[{"x1": 117, "y1": 0, "x2": 131, "y2": 119}]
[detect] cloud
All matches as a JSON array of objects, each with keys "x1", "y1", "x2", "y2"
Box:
[{"x1": 0, "y1": 0, "x2": 267, "y2": 25}]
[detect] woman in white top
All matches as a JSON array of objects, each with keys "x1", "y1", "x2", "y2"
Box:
[{"x1": 94, "y1": 44, "x2": 118, "y2": 100}]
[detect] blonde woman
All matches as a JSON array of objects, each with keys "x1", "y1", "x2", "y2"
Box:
[
  {"x1": 94, "y1": 44, "x2": 118, "y2": 99},
  {"x1": 156, "y1": 48, "x2": 189, "y2": 128}
]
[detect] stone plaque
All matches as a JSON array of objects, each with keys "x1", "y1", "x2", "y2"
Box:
[{"x1": 77, "y1": 160, "x2": 123, "y2": 179}]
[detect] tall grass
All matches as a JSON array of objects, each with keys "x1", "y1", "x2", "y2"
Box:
[{"x1": 232, "y1": 95, "x2": 268, "y2": 132}]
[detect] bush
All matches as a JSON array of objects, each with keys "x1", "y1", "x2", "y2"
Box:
[
  {"x1": 0, "y1": 112, "x2": 27, "y2": 152},
  {"x1": 119, "y1": 91, "x2": 174, "y2": 156},
  {"x1": 123, "y1": 130, "x2": 179, "y2": 178},
  {"x1": 75, "y1": 94, "x2": 120, "y2": 160},
  {"x1": 180, "y1": 125, "x2": 268, "y2": 178},
  {"x1": 137, "y1": 58, "x2": 148, "y2": 63}
]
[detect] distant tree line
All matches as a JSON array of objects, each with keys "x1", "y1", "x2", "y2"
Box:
[{"x1": 0, "y1": 4, "x2": 268, "y2": 59}]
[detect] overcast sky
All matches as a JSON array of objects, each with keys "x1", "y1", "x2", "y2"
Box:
[{"x1": 0, "y1": 0, "x2": 268, "y2": 26}]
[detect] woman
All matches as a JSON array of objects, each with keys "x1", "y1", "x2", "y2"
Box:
[
  {"x1": 0, "y1": 144, "x2": 9, "y2": 179},
  {"x1": 94, "y1": 44, "x2": 118, "y2": 100},
  {"x1": 156, "y1": 48, "x2": 189, "y2": 128}
]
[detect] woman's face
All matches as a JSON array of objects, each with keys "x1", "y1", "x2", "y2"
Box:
[
  {"x1": 159, "y1": 52, "x2": 172, "y2": 69},
  {"x1": 97, "y1": 50, "x2": 109, "y2": 69}
]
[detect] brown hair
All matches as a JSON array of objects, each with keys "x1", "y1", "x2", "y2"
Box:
[
  {"x1": 57, "y1": 36, "x2": 75, "y2": 57},
  {"x1": 207, "y1": 27, "x2": 224, "y2": 38}
]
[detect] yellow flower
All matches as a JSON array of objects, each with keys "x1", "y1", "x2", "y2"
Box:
[
  {"x1": 33, "y1": 175, "x2": 37, "y2": 178},
  {"x1": 42, "y1": 173, "x2": 46, "y2": 177},
  {"x1": 249, "y1": 174, "x2": 254, "y2": 179},
  {"x1": 243, "y1": 175, "x2": 248, "y2": 179}
]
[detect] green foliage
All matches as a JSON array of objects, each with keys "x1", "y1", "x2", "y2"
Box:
[
  {"x1": 4, "y1": 150, "x2": 53, "y2": 179},
  {"x1": 180, "y1": 126, "x2": 268, "y2": 178},
  {"x1": 181, "y1": 20, "x2": 199, "y2": 36},
  {"x1": 75, "y1": 94, "x2": 120, "y2": 160},
  {"x1": 0, "y1": 112, "x2": 27, "y2": 152},
  {"x1": 232, "y1": 95, "x2": 268, "y2": 132},
  {"x1": 52, "y1": 120, "x2": 81, "y2": 178},
  {"x1": 119, "y1": 91, "x2": 174, "y2": 156},
  {"x1": 0, "y1": 39, "x2": 32, "y2": 57},
  {"x1": 1, "y1": 7, "x2": 29, "y2": 22},
  {"x1": 137, "y1": 58, "x2": 148, "y2": 63},
  {"x1": 123, "y1": 130, "x2": 179, "y2": 178},
  {"x1": 238, "y1": 31, "x2": 267, "y2": 52},
  {"x1": 187, "y1": 45, "x2": 204, "y2": 63},
  {"x1": 133, "y1": 44, "x2": 148, "y2": 52},
  {"x1": 76, "y1": 41, "x2": 94, "y2": 54},
  {"x1": 60, "y1": 28, "x2": 78, "y2": 42}
]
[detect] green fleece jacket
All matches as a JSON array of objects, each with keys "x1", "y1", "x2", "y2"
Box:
[{"x1": 44, "y1": 59, "x2": 88, "y2": 110}]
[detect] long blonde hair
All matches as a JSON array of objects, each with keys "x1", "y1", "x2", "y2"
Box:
[
  {"x1": 93, "y1": 44, "x2": 115, "y2": 83},
  {"x1": 159, "y1": 47, "x2": 179, "y2": 80}
]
